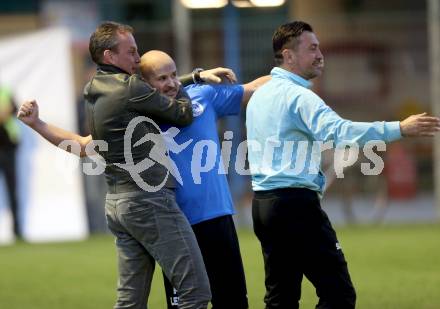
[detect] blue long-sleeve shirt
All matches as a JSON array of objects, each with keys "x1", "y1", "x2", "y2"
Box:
[{"x1": 246, "y1": 67, "x2": 402, "y2": 194}]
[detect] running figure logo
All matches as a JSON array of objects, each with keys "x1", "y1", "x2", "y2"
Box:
[{"x1": 115, "y1": 116, "x2": 192, "y2": 192}]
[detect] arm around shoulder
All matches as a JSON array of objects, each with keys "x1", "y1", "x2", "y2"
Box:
[
  {"x1": 242, "y1": 75, "x2": 271, "y2": 105},
  {"x1": 128, "y1": 76, "x2": 193, "y2": 126}
]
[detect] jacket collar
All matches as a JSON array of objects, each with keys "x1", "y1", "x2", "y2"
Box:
[
  {"x1": 271, "y1": 67, "x2": 313, "y2": 89},
  {"x1": 97, "y1": 63, "x2": 130, "y2": 75}
]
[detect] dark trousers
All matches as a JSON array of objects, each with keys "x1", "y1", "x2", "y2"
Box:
[
  {"x1": 164, "y1": 215, "x2": 248, "y2": 309},
  {"x1": 0, "y1": 149, "x2": 20, "y2": 238},
  {"x1": 252, "y1": 188, "x2": 356, "y2": 309}
]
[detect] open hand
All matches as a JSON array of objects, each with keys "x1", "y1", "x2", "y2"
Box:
[{"x1": 400, "y1": 112, "x2": 440, "y2": 137}]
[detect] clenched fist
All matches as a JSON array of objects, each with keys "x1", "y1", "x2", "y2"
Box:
[{"x1": 17, "y1": 100, "x2": 39, "y2": 127}]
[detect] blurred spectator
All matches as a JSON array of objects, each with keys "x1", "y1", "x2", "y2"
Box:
[{"x1": 0, "y1": 85, "x2": 21, "y2": 239}]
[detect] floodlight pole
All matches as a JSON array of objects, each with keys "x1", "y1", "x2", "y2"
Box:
[
  {"x1": 223, "y1": 3, "x2": 243, "y2": 202},
  {"x1": 224, "y1": 3, "x2": 241, "y2": 79},
  {"x1": 173, "y1": 0, "x2": 192, "y2": 74},
  {"x1": 428, "y1": 0, "x2": 440, "y2": 219}
]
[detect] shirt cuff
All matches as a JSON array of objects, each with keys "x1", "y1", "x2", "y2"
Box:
[{"x1": 385, "y1": 121, "x2": 402, "y2": 142}]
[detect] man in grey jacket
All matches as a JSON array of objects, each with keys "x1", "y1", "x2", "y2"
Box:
[
  {"x1": 85, "y1": 22, "x2": 212, "y2": 309},
  {"x1": 77, "y1": 21, "x2": 213, "y2": 309}
]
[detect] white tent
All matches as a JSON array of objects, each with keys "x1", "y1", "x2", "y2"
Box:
[{"x1": 0, "y1": 28, "x2": 88, "y2": 244}]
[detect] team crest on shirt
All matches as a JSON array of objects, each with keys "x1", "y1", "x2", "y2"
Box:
[{"x1": 192, "y1": 102, "x2": 205, "y2": 117}]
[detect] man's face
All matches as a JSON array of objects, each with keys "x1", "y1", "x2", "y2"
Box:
[
  {"x1": 143, "y1": 60, "x2": 180, "y2": 99},
  {"x1": 110, "y1": 32, "x2": 140, "y2": 75},
  {"x1": 285, "y1": 31, "x2": 324, "y2": 80}
]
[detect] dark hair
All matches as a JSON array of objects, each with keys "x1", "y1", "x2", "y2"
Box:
[
  {"x1": 272, "y1": 21, "x2": 313, "y2": 65},
  {"x1": 89, "y1": 21, "x2": 134, "y2": 64}
]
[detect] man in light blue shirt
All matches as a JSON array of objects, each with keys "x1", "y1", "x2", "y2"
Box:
[{"x1": 246, "y1": 21, "x2": 440, "y2": 309}]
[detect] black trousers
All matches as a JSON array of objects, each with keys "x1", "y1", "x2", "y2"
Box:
[
  {"x1": 163, "y1": 214, "x2": 248, "y2": 309},
  {"x1": 252, "y1": 188, "x2": 356, "y2": 309},
  {"x1": 0, "y1": 149, "x2": 20, "y2": 238}
]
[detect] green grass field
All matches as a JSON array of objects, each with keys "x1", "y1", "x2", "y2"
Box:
[{"x1": 1, "y1": 223, "x2": 439, "y2": 308}]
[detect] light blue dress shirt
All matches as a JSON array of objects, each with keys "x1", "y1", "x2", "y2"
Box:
[{"x1": 246, "y1": 67, "x2": 402, "y2": 195}]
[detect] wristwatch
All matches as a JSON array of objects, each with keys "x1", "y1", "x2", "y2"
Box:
[{"x1": 192, "y1": 68, "x2": 204, "y2": 84}]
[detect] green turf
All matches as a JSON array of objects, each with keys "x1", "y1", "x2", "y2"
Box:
[{"x1": 0, "y1": 223, "x2": 439, "y2": 308}]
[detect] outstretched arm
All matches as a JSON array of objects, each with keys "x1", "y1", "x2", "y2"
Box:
[
  {"x1": 400, "y1": 112, "x2": 440, "y2": 137},
  {"x1": 17, "y1": 100, "x2": 93, "y2": 157},
  {"x1": 200, "y1": 67, "x2": 237, "y2": 84},
  {"x1": 242, "y1": 75, "x2": 271, "y2": 105},
  {"x1": 297, "y1": 92, "x2": 440, "y2": 145},
  {"x1": 179, "y1": 67, "x2": 238, "y2": 86}
]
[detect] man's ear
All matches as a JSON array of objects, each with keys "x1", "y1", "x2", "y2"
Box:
[
  {"x1": 281, "y1": 49, "x2": 294, "y2": 65},
  {"x1": 103, "y1": 49, "x2": 114, "y2": 64}
]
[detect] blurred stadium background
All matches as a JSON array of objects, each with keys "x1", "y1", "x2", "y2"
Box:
[{"x1": 0, "y1": 0, "x2": 439, "y2": 308}]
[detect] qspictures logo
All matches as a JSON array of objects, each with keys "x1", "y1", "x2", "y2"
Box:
[{"x1": 55, "y1": 116, "x2": 388, "y2": 192}]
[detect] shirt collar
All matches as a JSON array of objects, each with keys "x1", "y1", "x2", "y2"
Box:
[
  {"x1": 270, "y1": 67, "x2": 313, "y2": 89},
  {"x1": 97, "y1": 63, "x2": 130, "y2": 75}
]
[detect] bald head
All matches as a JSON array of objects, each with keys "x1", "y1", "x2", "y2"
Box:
[
  {"x1": 140, "y1": 50, "x2": 174, "y2": 78},
  {"x1": 140, "y1": 50, "x2": 180, "y2": 98}
]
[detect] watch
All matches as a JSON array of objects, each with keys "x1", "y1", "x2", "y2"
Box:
[{"x1": 192, "y1": 68, "x2": 204, "y2": 84}]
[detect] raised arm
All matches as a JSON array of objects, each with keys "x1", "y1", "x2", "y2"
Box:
[
  {"x1": 179, "y1": 67, "x2": 238, "y2": 87},
  {"x1": 128, "y1": 77, "x2": 193, "y2": 126},
  {"x1": 17, "y1": 100, "x2": 93, "y2": 157},
  {"x1": 242, "y1": 75, "x2": 271, "y2": 105}
]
